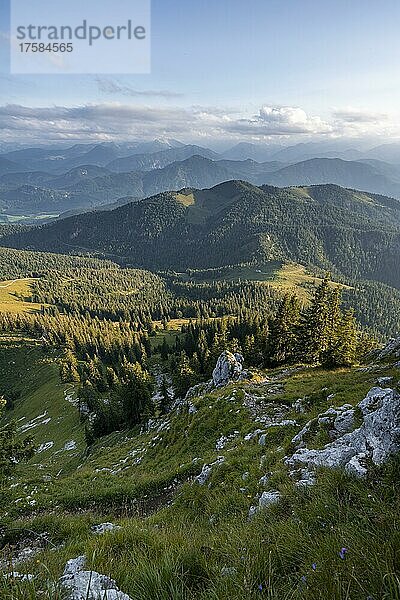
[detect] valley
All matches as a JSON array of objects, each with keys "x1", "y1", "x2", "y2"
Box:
[{"x1": 1, "y1": 140, "x2": 400, "y2": 600}]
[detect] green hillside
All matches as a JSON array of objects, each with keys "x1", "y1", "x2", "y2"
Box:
[
  {"x1": 2, "y1": 182, "x2": 400, "y2": 291},
  {"x1": 0, "y1": 237, "x2": 399, "y2": 599},
  {"x1": 1, "y1": 335, "x2": 400, "y2": 599}
]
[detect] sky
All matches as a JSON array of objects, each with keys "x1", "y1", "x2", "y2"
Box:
[{"x1": 1, "y1": 0, "x2": 400, "y2": 146}]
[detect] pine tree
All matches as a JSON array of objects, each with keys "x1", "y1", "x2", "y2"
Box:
[
  {"x1": 173, "y1": 351, "x2": 199, "y2": 397},
  {"x1": 119, "y1": 362, "x2": 154, "y2": 427},
  {"x1": 159, "y1": 376, "x2": 172, "y2": 414},
  {"x1": 267, "y1": 294, "x2": 300, "y2": 365},
  {"x1": 298, "y1": 276, "x2": 332, "y2": 364},
  {"x1": 324, "y1": 309, "x2": 358, "y2": 367},
  {"x1": 160, "y1": 337, "x2": 170, "y2": 361}
]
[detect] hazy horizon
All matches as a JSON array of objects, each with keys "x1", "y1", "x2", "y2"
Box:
[{"x1": 1, "y1": 0, "x2": 400, "y2": 145}]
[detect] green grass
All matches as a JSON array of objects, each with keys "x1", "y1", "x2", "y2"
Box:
[
  {"x1": 0, "y1": 339, "x2": 85, "y2": 481},
  {"x1": 1, "y1": 340, "x2": 400, "y2": 599},
  {"x1": 176, "y1": 262, "x2": 351, "y2": 301},
  {"x1": 0, "y1": 279, "x2": 45, "y2": 314}
]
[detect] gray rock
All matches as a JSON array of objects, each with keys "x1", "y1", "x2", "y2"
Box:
[
  {"x1": 295, "y1": 469, "x2": 316, "y2": 487},
  {"x1": 291, "y1": 422, "x2": 312, "y2": 447},
  {"x1": 188, "y1": 402, "x2": 198, "y2": 414},
  {"x1": 293, "y1": 399, "x2": 306, "y2": 413},
  {"x1": 194, "y1": 456, "x2": 225, "y2": 485},
  {"x1": 3, "y1": 572, "x2": 34, "y2": 582},
  {"x1": 212, "y1": 351, "x2": 243, "y2": 387},
  {"x1": 286, "y1": 387, "x2": 400, "y2": 479},
  {"x1": 333, "y1": 410, "x2": 355, "y2": 435},
  {"x1": 182, "y1": 380, "x2": 213, "y2": 403},
  {"x1": 345, "y1": 454, "x2": 368, "y2": 478},
  {"x1": 249, "y1": 490, "x2": 281, "y2": 518},
  {"x1": 60, "y1": 555, "x2": 132, "y2": 600},
  {"x1": 377, "y1": 376, "x2": 393, "y2": 386},
  {"x1": 259, "y1": 490, "x2": 281, "y2": 508},
  {"x1": 248, "y1": 505, "x2": 258, "y2": 519},
  {"x1": 258, "y1": 474, "x2": 270, "y2": 487},
  {"x1": 91, "y1": 523, "x2": 121, "y2": 535},
  {"x1": 377, "y1": 337, "x2": 400, "y2": 360},
  {"x1": 244, "y1": 429, "x2": 264, "y2": 441},
  {"x1": 221, "y1": 566, "x2": 237, "y2": 577}
]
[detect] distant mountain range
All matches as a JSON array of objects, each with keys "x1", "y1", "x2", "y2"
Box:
[
  {"x1": 2, "y1": 140, "x2": 400, "y2": 218},
  {"x1": 3, "y1": 181, "x2": 400, "y2": 291}
]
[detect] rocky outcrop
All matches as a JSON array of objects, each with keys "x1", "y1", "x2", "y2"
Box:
[
  {"x1": 286, "y1": 387, "x2": 400, "y2": 480},
  {"x1": 195, "y1": 456, "x2": 225, "y2": 485},
  {"x1": 377, "y1": 336, "x2": 400, "y2": 360},
  {"x1": 60, "y1": 555, "x2": 132, "y2": 600},
  {"x1": 91, "y1": 523, "x2": 121, "y2": 535},
  {"x1": 248, "y1": 490, "x2": 281, "y2": 518},
  {"x1": 212, "y1": 351, "x2": 244, "y2": 387}
]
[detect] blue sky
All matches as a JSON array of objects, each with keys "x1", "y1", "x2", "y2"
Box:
[{"x1": 1, "y1": 0, "x2": 400, "y2": 144}]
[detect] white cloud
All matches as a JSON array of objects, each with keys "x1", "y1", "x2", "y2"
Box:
[
  {"x1": 331, "y1": 107, "x2": 400, "y2": 138},
  {"x1": 332, "y1": 107, "x2": 389, "y2": 124},
  {"x1": 0, "y1": 102, "x2": 398, "y2": 145},
  {"x1": 224, "y1": 106, "x2": 332, "y2": 136}
]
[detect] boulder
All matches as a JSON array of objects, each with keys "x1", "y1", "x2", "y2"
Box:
[
  {"x1": 91, "y1": 523, "x2": 121, "y2": 535},
  {"x1": 194, "y1": 456, "x2": 225, "y2": 486},
  {"x1": 286, "y1": 387, "x2": 400, "y2": 479},
  {"x1": 377, "y1": 337, "x2": 400, "y2": 360},
  {"x1": 60, "y1": 555, "x2": 132, "y2": 600},
  {"x1": 212, "y1": 351, "x2": 243, "y2": 387},
  {"x1": 248, "y1": 490, "x2": 281, "y2": 519}
]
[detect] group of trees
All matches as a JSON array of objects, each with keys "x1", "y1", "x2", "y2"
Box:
[
  {"x1": 267, "y1": 278, "x2": 362, "y2": 367},
  {"x1": 0, "y1": 244, "x2": 374, "y2": 447},
  {"x1": 167, "y1": 277, "x2": 371, "y2": 395},
  {"x1": 78, "y1": 360, "x2": 154, "y2": 443},
  {"x1": 0, "y1": 272, "x2": 371, "y2": 443}
]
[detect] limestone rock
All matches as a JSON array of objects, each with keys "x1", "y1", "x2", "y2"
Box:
[
  {"x1": 194, "y1": 456, "x2": 225, "y2": 485},
  {"x1": 248, "y1": 490, "x2": 281, "y2": 519},
  {"x1": 60, "y1": 555, "x2": 132, "y2": 600},
  {"x1": 377, "y1": 337, "x2": 400, "y2": 360},
  {"x1": 91, "y1": 523, "x2": 121, "y2": 535},
  {"x1": 377, "y1": 376, "x2": 393, "y2": 386},
  {"x1": 212, "y1": 351, "x2": 243, "y2": 387},
  {"x1": 286, "y1": 387, "x2": 400, "y2": 480}
]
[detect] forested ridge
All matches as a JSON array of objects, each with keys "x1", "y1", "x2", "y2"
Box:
[
  {"x1": 2, "y1": 182, "x2": 400, "y2": 291},
  {"x1": 0, "y1": 182, "x2": 400, "y2": 600}
]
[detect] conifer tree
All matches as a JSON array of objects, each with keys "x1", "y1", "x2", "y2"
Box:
[
  {"x1": 119, "y1": 362, "x2": 154, "y2": 427},
  {"x1": 298, "y1": 276, "x2": 332, "y2": 364},
  {"x1": 173, "y1": 351, "x2": 199, "y2": 397},
  {"x1": 159, "y1": 376, "x2": 172, "y2": 414},
  {"x1": 267, "y1": 294, "x2": 300, "y2": 365},
  {"x1": 324, "y1": 309, "x2": 358, "y2": 367}
]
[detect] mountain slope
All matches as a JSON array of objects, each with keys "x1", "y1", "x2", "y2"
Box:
[
  {"x1": 2, "y1": 181, "x2": 400, "y2": 289},
  {"x1": 107, "y1": 144, "x2": 219, "y2": 173},
  {"x1": 141, "y1": 155, "x2": 237, "y2": 195},
  {"x1": 1, "y1": 333, "x2": 400, "y2": 599},
  {"x1": 0, "y1": 157, "x2": 23, "y2": 177},
  {"x1": 0, "y1": 157, "x2": 283, "y2": 216},
  {"x1": 264, "y1": 158, "x2": 400, "y2": 198}
]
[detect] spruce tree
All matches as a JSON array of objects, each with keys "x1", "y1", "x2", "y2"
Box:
[
  {"x1": 119, "y1": 362, "x2": 154, "y2": 427},
  {"x1": 267, "y1": 294, "x2": 300, "y2": 365},
  {"x1": 298, "y1": 276, "x2": 332, "y2": 364}
]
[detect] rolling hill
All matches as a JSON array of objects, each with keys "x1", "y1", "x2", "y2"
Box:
[
  {"x1": 2, "y1": 181, "x2": 400, "y2": 290},
  {"x1": 106, "y1": 144, "x2": 219, "y2": 173},
  {"x1": 264, "y1": 157, "x2": 400, "y2": 198}
]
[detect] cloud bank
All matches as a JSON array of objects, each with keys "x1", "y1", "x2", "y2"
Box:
[{"x1": 0, "y1": 102, "x2": 397, "y2": 144}]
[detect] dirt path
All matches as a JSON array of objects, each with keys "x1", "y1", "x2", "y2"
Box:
[{"x1": 0, "y1": 278, "x2": 34, "y2": 288}]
